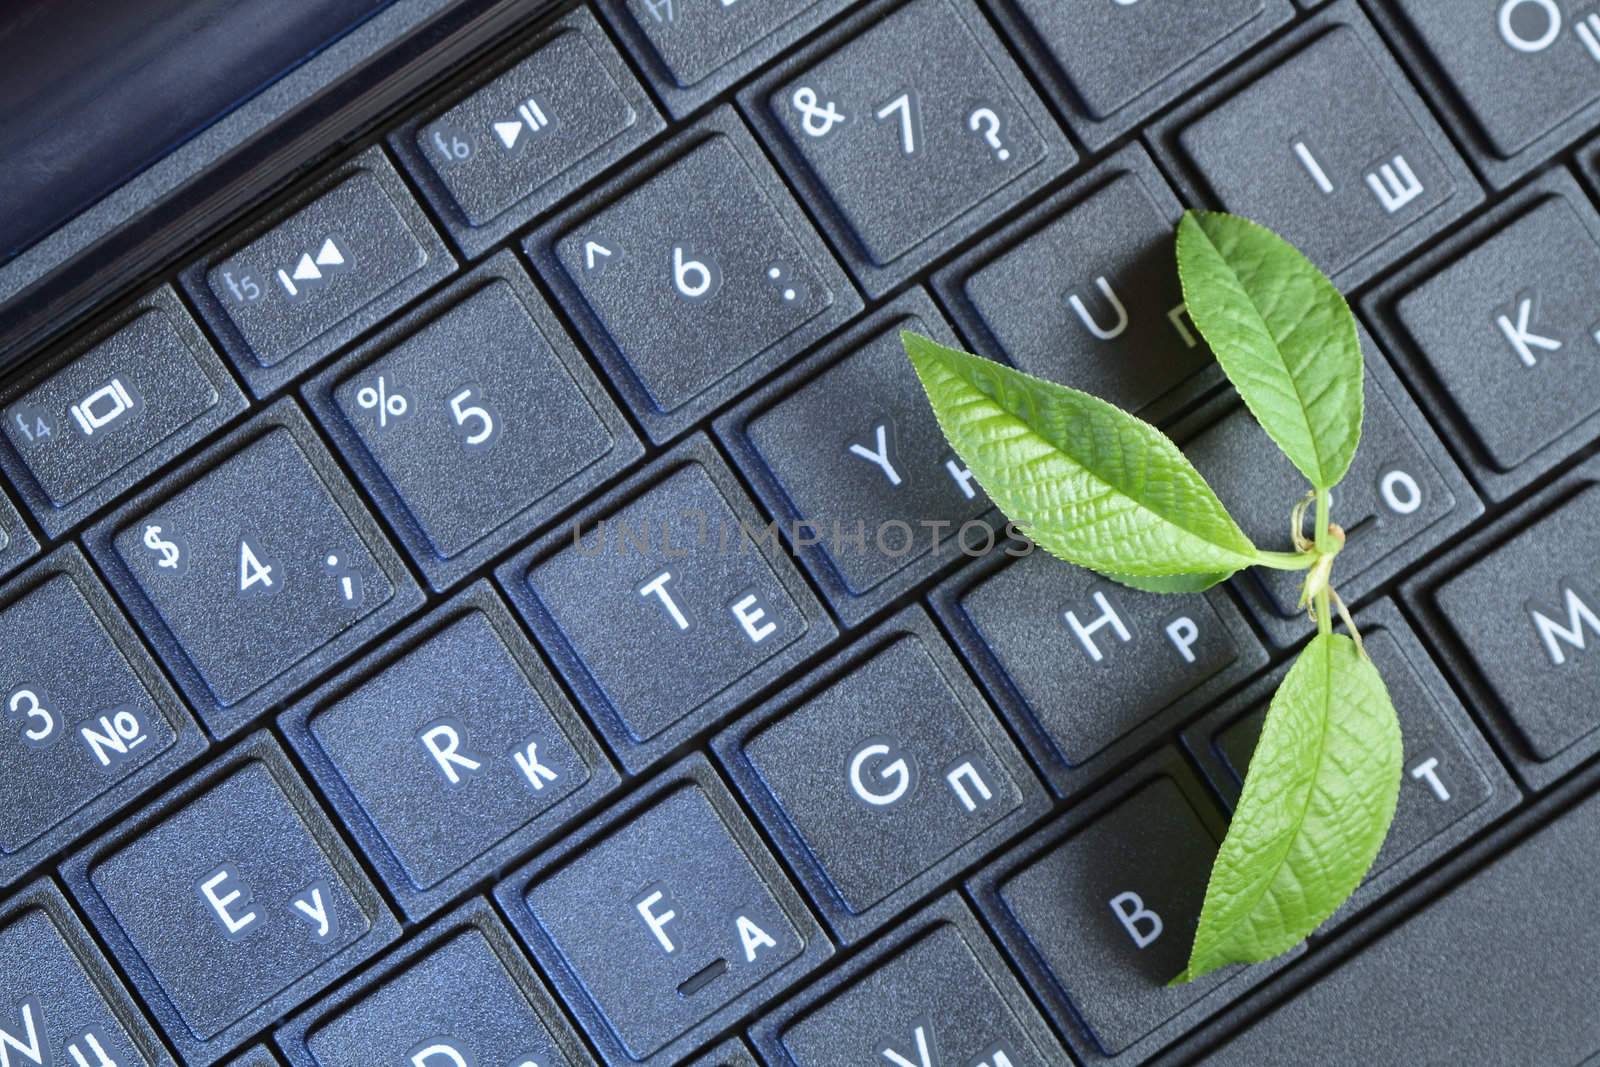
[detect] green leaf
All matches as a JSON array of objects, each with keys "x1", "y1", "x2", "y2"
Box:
[
  {"x1": 902, "y1": 332, "x2": 1259, "y2": 580},
  {"x1": 1175, "y1": 633, "x2": 1402, "y2": 984},
  {"x1": 1106, "y1": 571, "x2": 1232, "y2": 594},
  {"x1": 1176, "y1": 211, "x2": 1364, "y2": 491}
]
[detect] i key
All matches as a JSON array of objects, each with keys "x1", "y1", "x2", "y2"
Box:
[
  {"x1": 531, "y1": 108, "x2": 859, "y2": 443},
  {"x1": 752, "y1": 896, "x2": 1066, "y2": 1067},
  {"x1": 0, "y1": 880, "x2": 174, "y2": 1067},
  {"x1": 746, "y1": 0, "x2": 1073, "y2": 294},
  {"x1": 87, "y1": 401, "x2": 422, "y2": 737},
  {"x1": 495, "y1": 756, "x2": 832, "y2": 1066},
  {"x1": 62, "y1": 733, "x2": 399, "y2": 1066},
  {"x1": 498, "y1": 436, "x2": 836, "y2": 772},
  {"x1": 0, "y1": 547, "x2": 205, "y2": 888}
]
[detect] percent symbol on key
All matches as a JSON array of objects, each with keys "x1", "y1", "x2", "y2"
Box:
[{"x1": 356, "y1": 375, "x2": 409, "y2": 429}]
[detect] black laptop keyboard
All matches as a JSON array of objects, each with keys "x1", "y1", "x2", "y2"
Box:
[{"x1": 5, "y1": 1, "x2": 1600, "y2": 1064}]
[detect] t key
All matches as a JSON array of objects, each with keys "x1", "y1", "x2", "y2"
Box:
[{"x1": 88, "y1": 402, "x2": 422, "y2": 737}]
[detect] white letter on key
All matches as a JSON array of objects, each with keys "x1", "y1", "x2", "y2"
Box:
[
  {"x1": 636, "y1": 890, "x2": 677, "y2": 953},
  {"x1": 1496, "y1": 295, "x2": 1562, "y2": 367},
  {"x1": 1109, "y1": 890, "x2": 1163, "y2": 949},
  {"x1": 848, "y1": 424, "x2": 903, "y2": 486},
  {"x1": 419, "y1": 723, "x2": 482, "y2": 785},
  {"x1": 730, "y1": 593, "x2": 777, "y2": 643},
  {"x1": 640, "y1": 572, "x2": 690, "y2": 630},
  {"x1": 737, "y1": 915, "x2": 778, "y2": 962},
  {"x1": 199, "y1": 866, "x2": 257, "y2": 937},
  {"x1": 514, "y1": 740, "x2": 559, "y2": 791}
]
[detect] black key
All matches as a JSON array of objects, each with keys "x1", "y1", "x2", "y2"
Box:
[
  {"x1": 685, "y1": 1038, "x2": 759, "y2": 1067},
  {"x1": 529, "y1": 108, "x2": 859, "y2": 443},
  {"x1": 498, "y1": 436, "x2": 837, "y2": 772},
  {"x1": 970, "y1": 751, "x2": 1292, "y2": 1065},
  {"x1": 932, "y1": 545, "x2": 1267, "y2": 798},
  {"x1": 1150, "y1": 2, "x2": 1482, "y2": 286},
  {"x1": 750, "y1": 895, "x2": 1067, "y2": 1067},
  {"x1": 934, "y1": 144, "x2": 1218, "y2": 425},
  {"x1": 61, "y1": 732, "x2": 399, "y2": 1066},
  {"x1": 305, "y1": 253, "x2": 643, "y2": 590},
  {"x1": 275, "y1": 898, "x2": 591, "y2": 1067},
  {"x1": 1200, "y1": 779, "x2": 1600, "y2": 1065},
  {"x1": 232, "y1": 1049, "x2": 282, "y2": 1067},
  {"x1": 494, "y1": 755, "x2": 833, "y2": 1066},
  {"x1": 281, "y1": 582, "x2": 619, "y2": 921},
  {"x1": 1367, "y1": 168, "x2": 1600, "y2": 501},
  {"x1": 85, "y1": 401, "x2": 423, "y2": 738},
  {"x1": 741, "y1": 0, "x2": 1073, "y2": 296},
  {"x1": 0, "y1": 487, "x2": 38, "y2": 583},
  {"x1": 181, "y1": 146, "x2": 455, "y2": 397},
  {"x1": 1373, "y1": 0, "x2": 1600, "y2": 185},
  {"x1": 391, "y1": 6, "x2": 665, "y2": 259},
  {"x1": 0, "y1": 547, "x2": 206, "y2": 888},
  {"x1": 714, "y1": 607, "x2": 1049, "y2": 941},
  {"x1": 717, "y1": 289, "x2": 993, "y2": 627},
  {"x1": 1182, "y1": 332, "x2": 1481, "y2": 646},
  {"x1": 0, "y1": 286, "x2": 246, "y2": 537},
  {"x1": 595, "y1": 0, "x2": 856, "y2": 118},
  {"x1": 1406, "y1": 455, "x2": 1600, "y2": 790},
  {"x1": 1183, "y1": 600, "x2": 1518, "y2": 927},
  {"x1": 0, "y1": 879, "x2": 174, "y2": 1067},
  {"x1": 988, "y1": 0, "x2": 1292, "y2": 147}
]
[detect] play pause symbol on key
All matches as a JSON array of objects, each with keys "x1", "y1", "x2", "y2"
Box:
[{"x1": 493, "y1": 97, "x2": 551, "y2": 150}]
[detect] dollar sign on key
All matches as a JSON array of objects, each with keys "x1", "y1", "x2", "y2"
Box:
[{"x1": 142, "y1": 524, "x2": 185, "y2": 572}]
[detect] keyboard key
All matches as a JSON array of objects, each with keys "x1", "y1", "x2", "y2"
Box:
[
  {"x1": 0, "y1": 286, "x2": 246, "y2": 536},
  {"x1": 986, "y1": 0, "x2": 1292, "y2": 146},
  {"x1": 741, "y1": 0, "x2": 1073, "y2": 296},
  {"x1": 232, "y1": 1048, "x2": 282, "y2": 1067},
  {"x1": 970, "y1": 750, "x2": 1292, "y2": 1064},
  {"x1": 86, "y1": 401, "x2": 423, "y2": 738},
  {"x1": 1373, "y1": 0, "x2": 1600, "y2": 185},
  {"x1": 1183, "y1": 600, "x2": 1518, "y2": 927},
  {"x1": 0, "y1": 487, "x2": 38, "y2": 583},
  {"x1": 0, "y1": 879, "x2": 174, "y2": 1067},
  {"x1": 685, "y1": 1037, "x2": 759, "y2": 1067},
  {"x1": 595, "y1": 0, "x2": 856, "y2": 118},
  {"x1": 528, "y1": 107, "x2": 860, "y2": 443},
  {"x1": 62, "y1": 732, "x2": 400, "y2": 1066},
  {"x1": 1366, "y1": 168, "x2": 1600, "y2": 502},
  {"x1": 750, "y1": 895, "x2": 1066, "y2": 1067},
  {"x1": 305, "y1": 252, "x2": 643, "y2": 590},
  {"x1": 1182, "y1": 330, "x2": 1481, "y2": 646},
  {"x1": 714, "y1": 607, "x2": 1049, "y2": 941},
  {"x1": 933, "y1": 144, "x2": 1219, "y2": 426},
  {"x1": 498, "y1": 435, "x2": 837, "y2": 772},
  {"x1": 281, "y1": 581, "x2": 619, "y2": 921},
  {"x1": 716, "y1": 289, "x2": 993, "y2": 626},
  {"x1": 182, "y1": 146, "x2": 455, "y2": 397},
  {"x1": 1200, "y1": 778, "x2": 1600, "y2": 1065},
  {"x1": 1150, "y1": 2, "x2": 1482, "y2": 286},
  {"x1": 276, "y1": 898, "x2": 590, "y2": 1067},
  {"x1": 932, "y1": 545, "x2": 1267, "y2": 798},
  {"x1": 495, "y1": 755, "x2": 833, "y2": 1066},
  {"x1": 0, "y1": 547, "x2": 206, "y2": 888},
  {"x1": 392, "y1": 6, "x2": 665, "y2": 259},
  {"x1": 1406, "y1": 454, "x2": 1600, "y2": 790}
]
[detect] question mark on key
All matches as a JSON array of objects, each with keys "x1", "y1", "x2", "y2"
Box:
[{"x1": 968, "y1": 108, "x2": 1010, "y2": 162}]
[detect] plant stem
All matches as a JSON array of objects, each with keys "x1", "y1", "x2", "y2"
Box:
[
  {"x1": 1254, "y1": 549, "x2": 1319, "y2": 571},
  {"x1": 1314, "y1": 489, "x2": 1333, "y2": 637}
]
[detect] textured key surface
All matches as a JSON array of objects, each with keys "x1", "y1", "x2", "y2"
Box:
[
  {"x1": 684, "y1": 1037, "x2": 760, "y2": 1067},
  {"x1": 751, "y1": 895, "x2": 1065, "y2": 1067},
  {"x1": 277, "y1": 899, "x2": 589, "y2": 1067},
  {"x1": 0, "y1": 880, "x2": 174, "y2": 1067},
  {"x1": 1201, "y1": 781, "x2": 1600, "y2": 1065},
  {"x1": 183, "y1": 147, "x2": 454, "y2": 396},
  {"x1": 745, "y1": 0, "x2": 1071, "y2": 294},
  {"x1": 715, "y1": 608, "x2": 1047, "y2": 940},
  {"x1": 718, "y1": 289, "x2": 990, "y2": 626},
  {"x1": 499, "y1": 437, "x2": 836, "y2": 772},
  {"x1": 64, "y1": 733, "x2": 398, "y2": 1065},
  {"x1": 0, "y1": 287, "x2": 246, "y2": 535},
  {"x1": 307, "y1": 254, "x2": 641, "y2": 589},
  {"x1": 972, "y1": 753, "x2": 1287, "y2": 1064},
  {"x1": 0, "y1": 547, "x2": 204, "y2": 886},
  {"x1": 1371, "y1": 168, "x2": 1600, "y2": 501},
  {"x1": 283, "y1": 582, "x2": 617, "y2": 920},
  {"x1": 89, "y1": 402, "x2": 422, "y2": 736},
  {"x1": 1184, "y1": 601, "x2": 1517, "y2": 925},
  {"x1": 0, "y1": 487, "x2": 38, "y2": 583},
  {"x1": 496, "y1": 756, "x2": 832, "y2": 1065},
  {"x1": 1152, "y1": 3, "x2": 1481, "y2": 286},
  {"x1": 531, "y1": 108, "x2": 859, "y2": 442},
  {"x1": 934, "y1": 546, "x2": 1266, "y2": 797},
  {"x1": 935, "y1": 145, "x2": 1216, "y2": 424}
]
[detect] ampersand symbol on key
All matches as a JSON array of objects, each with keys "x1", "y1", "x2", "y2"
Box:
[{"x1": 791, "y1": 87, "x2": 846, "y2": 138}]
